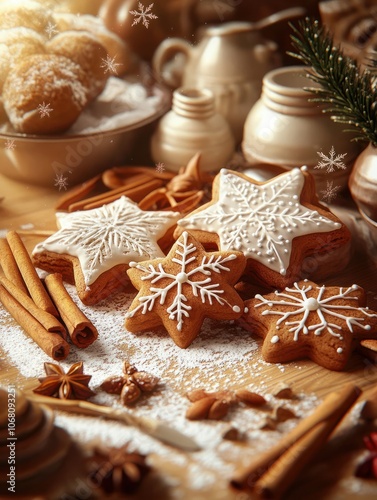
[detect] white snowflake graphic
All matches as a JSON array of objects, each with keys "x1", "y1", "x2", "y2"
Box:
[
  {"x1": 126, "y1": 232, "x2": 240, "y2": 331},
  {"x1": 315, "y1": 146, "x2": 347, "y2": 172},
  {"x1": 320, "y1": 180, "x2": 341, "y2": 203},
  {"x1": 33, "y1": 196, "x2": 181, "y2": 286},
  {"x1": 37, "y1": 102, "x2": 53, "y2": 118},
  {"x1": 255, "y1": 281, "x2": 377, "y2": 352},
  {"x1": 178, "y1": 168, "x2": 341, "y2": 276},
  {"x1": 100, "y1": 54, "x2": 122, "y2": 75},
  {"x1": 45, "y1": 21, "x2": 58, "y2": 38},
  {"x1": 129, "y1": 2, "x2": 158, "y2": 28},
  {"x1": 155, "y1": 162, "x2": 165, "y2": 173},
  {"x1": 54, "y1": 173, "x2": 69, "y2": 191},
  {"x1": 5, "y1": 139, "x2": 16, "y2": 150}
]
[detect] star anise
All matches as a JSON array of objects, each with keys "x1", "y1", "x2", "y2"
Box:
[
  {"x1": 185, "y1": 388, "x2": 266, "y2": 420},
  {"x1": 355, "y1": 432, "x2": 377, "y2": 479},
  {"x1": 87, "y1": 443, "x2": 150, "y2": 495},
  {"x1": 33, "y1": 361, "x2": 95, "y2": 400},
  {"x1": 100, "y1": 361, "x2": 159, "y2": 405}
]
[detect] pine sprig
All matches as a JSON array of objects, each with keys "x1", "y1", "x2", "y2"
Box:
[{"x1": 288, "y1": 17, "x2": 377, "y2": 146}]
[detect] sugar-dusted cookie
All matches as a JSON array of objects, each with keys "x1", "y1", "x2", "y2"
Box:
[
  {"x1": 175, "y1": 167, "x2": 351, "y2": 289},
  {"x1": 240, "y1": 279, "x2": 377, "y2": 371},
  {"x1": 32, "y1": 196, "x2": 181, "y2": 305},
  {"x1": 125, "y1": 231, "x2": 246, "y2": 348}
]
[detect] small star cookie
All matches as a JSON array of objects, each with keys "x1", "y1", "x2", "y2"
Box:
[
  {"x1": 240, "y1": 279, "x2": 377, "y2": 371},
  {"x1": 125, "y1": 231, "x2": 246, "y2": 348},
  {"x1": 175, "y1": 167, "x2": 351, "y2": 289},
  {"x1": 32, "y1": 196, "x2": 181, "y2": 305}
]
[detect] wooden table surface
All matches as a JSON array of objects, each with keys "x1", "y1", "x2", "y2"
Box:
[{"x1": 1, "y1": 171, "x2": 377, "y2": 500}]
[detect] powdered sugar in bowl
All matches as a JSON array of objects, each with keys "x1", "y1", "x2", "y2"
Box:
[{"x1": 0, "y1": 73, "x2": 170, "y2": 187}]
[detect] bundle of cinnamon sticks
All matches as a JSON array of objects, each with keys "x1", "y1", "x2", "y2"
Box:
[
  {"x1": 0, "y1": 231, "x2": 98, "y2": 360},
  {"x1": 230, "y1": 383, "x2": 361, "y2": 498}
]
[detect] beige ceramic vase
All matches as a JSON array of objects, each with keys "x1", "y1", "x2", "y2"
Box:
[
  {"x1": 151, "y1": 87, "x2": 235, "y2": 172},
  {"x1": 349, "y1": 143, "x2": 377, "y2": 222},
  {"x1": 152, "y1": 21, "x2": 281, "y2": 143},
  {"x1": 242, "y1": 66, "x2": 361, "y2": 193}
]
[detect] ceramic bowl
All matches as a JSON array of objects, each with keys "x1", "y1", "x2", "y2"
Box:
[{"x1": 0, "y1": 75, "x2": 171, "y2": 187}]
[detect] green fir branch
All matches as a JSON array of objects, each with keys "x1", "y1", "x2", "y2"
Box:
[{"x1": 288, "y1": 17, "x2": 377, "y2": 146}]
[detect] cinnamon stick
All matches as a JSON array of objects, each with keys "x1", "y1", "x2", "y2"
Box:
[
  {"x1": 69, "y1": 178, "x2": 164, "y2": 212},
  {"x1": 55, "y1": 174, "x2": 102, "y2": 211},
  {"x1": 0, "y1": 238, "x2": 28, "y2": 294},
  {"x1": 5, "y1": 231, "x2": 58, "y2": 317},
  {"x1": 254, "y1": 385, "x2": 361, "y2": 498},
  {"x1": 44, "y1": 273, "x2": 98, "y2": 348},
  {"x1": 0, "y1": 284, "x2": 69, "y2": 360},
  {"x1": 0, "y1": 276, "x2": 67, "y2": 339},
  {"x1": 230, "y1": 384, "x2": 361, "y2": 494}
]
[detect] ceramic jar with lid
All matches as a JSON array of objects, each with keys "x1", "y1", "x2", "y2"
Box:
[
  {"x1": 242, "y1": 65, "x2": 361, "y2": 193},
  {"x1": 151, "y1": 87, "x2": 235, "y2": 173},
  {"x1": 349, "y1": 143, "x2": 377, "y2": 222}
]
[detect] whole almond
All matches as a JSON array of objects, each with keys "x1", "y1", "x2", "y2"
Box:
[
  {"x1": 100, "y1": 375, "x2": 126, "y2": 395},
  {"x1": 208, "y1": 400, "x2": 230, "y2": 420},
  {"x1": 120, "y1": 381, "x2": 141, "y2": 405},
  {"x1": 273, "y1": 406, "x2": 296, "y2": 422},
  {"x1": 132, "y1": 371, "x2": 159, "y2": 392},
  {"x1": 259, "y1": 416, "x2": 277, "y2": 431},
  {"x1": 222, "y1": 426, "x2": 241, "y2": 441},
  {"x1": 272, "y1": 383, "x2": 294, "y2": 399},
  {"x1": 186, "y1": 389, "x2": 208, "y2": 402},
  {"x1": 123, "y1": 361, "x2": 138, "y2": 375},
  {"x1": 235, "y1": 389, "x2": 266, "y2": 406},
  {"x1": 186, "y1": 397, "x2": 217, "y2": 420}
]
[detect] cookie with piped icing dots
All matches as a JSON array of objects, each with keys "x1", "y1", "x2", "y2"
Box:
[
  {"x1": 125, "y1": 231, "x2": 246, "y2": 348},
  {"x1": 239, "y1": 279, "x2": 377, "y2": 371},
  {"x1": 175, "y1": 167, "x2": 351, "y2": 289}
]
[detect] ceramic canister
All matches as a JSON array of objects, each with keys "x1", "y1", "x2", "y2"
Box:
[
  {"x1": 242, "y1": 65, "x2": 361, "y2": 194},
  {"x1": 151, "y1": 87, "x2": 235, "y2": 173}
]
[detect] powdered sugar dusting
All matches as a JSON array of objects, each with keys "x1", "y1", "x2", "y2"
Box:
[{"x1": 0, "y1": 283, "x2": 339, "y2": 498}]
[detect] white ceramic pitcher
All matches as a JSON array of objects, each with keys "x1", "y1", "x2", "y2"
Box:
[{"x1": 152, "y1": 7, "x2": 305, "y2": 142}]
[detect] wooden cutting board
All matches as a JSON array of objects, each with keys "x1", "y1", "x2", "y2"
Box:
[{"x1": 1, "y1": 177, "x2": 377, "y2": 499}]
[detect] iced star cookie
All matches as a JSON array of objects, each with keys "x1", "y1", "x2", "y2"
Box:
[
  {"x1": 239, "y1": 280, "x2": 377, "y2": 371},
  {"x1": 125, "y1": 231, "x2": 246, "y2": 348},
  {"x1": 32, "y1": 196, "x2": 181, "y2": 305},
  {"x1": 175, "y1": 167, "x2": 351, "y2": 289}
]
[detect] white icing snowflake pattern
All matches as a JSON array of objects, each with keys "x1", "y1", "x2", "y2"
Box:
[
  {"x1": 255, "y1": 281, "x2": 377, "y2": 354},
  {"x1": 100, "y1": 54, "x2": 122, "y2": 75},
  {"x1": 129, "y1": 2, "x2": 158, "y2": 28},
  {"x1": 32, "y1": 196, "x2": 181, "y2": 286},
  {"x1": 320, "y1": 180, "x2": 341, "y2": 203},
  {"x1": 37, "y1": 102, "x2": 53, "y2": 118},
  {"x1": 315, "y1": 146, "x2": 347, "y2": 172},
  {"x1": 126, "y1": 232, "x2": 241, "y2": 331},
  {"x1": 54, "y1": 173, "x2": 69, "y2": 191},
  {"x1": 178, "y1": 168, "x2": 341, "y2": 276}
]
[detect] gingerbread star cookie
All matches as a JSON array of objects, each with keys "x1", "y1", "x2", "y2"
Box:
[
  {"x1": 125, "y1": 231, "x2": 246, "y2": 348},
  {"x1": 175, "y1": 167, "x2": 351, "y2": 289},
  {"x1": 32, "y1": 196, "x2": 181, "y2": 305},
  {"x1": 240, "y1": 279, "x2": 377, "y2": 371}
]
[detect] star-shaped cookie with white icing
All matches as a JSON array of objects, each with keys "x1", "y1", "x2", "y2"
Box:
[
  {"x1": 240, "y1": 279, "x2": 377, "y2": 371},
  {"x1": 175, "y1": 168, "x2": 351, "y2": 289},
  {"x1": 32, "y1": 196, "x2": 181, "y2": 304},
  {"x1": 125, "y1": 231, "x2": 246, "y2": 348}
]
